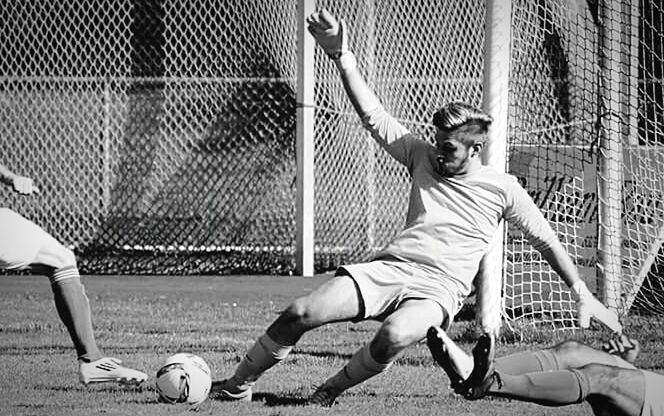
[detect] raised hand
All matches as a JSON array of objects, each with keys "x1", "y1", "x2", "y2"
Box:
[
  {"x1": 12, "y1": 175, "x2": 40, "y2": 195},
  {"x1": 306, "y1": 9, "x2": 349, "y2": 58}
]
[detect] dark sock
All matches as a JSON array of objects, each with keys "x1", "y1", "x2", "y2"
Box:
[{"x1": 50, "y1": 266, "x2": 102, "y2": 362}]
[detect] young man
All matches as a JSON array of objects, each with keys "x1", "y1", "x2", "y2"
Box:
[
  {"x1": 1, "y1": 162, "x2": 147, "y2": 385},
  {"x1": 428, "y1": 327, "x2": 663, "y2": 416},
  {"x1": 212, "y1": 9, "x2": 621, "y2": 406}
]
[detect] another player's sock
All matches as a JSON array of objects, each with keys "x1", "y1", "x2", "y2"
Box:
[
  {"x1": 230, "y1": 333, "x2": 293, "y2": 389},
  {"x1": 495, "y1": 349, "x2": 561, "y2": 375},
  {"x1": 50, "y1": 266, "x2": 102, "y2": 362},
  {"x1": 490, "y1": 369, "x2": 590, "y2": 406},
  {"x1": 323, "y1": 343, "x2": 391, "y2": 393}
]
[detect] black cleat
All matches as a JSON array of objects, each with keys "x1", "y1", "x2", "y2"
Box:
[
  {"x1": 426, "y1": 326, "x2": 465, "y2": 389},
  {"x1": 456, "y1": 333, "x2": 499, "y2": 400}
]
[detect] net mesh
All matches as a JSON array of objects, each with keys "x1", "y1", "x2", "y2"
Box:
[
  {"x1": 1, "y1": 0, "x2": 663, "y2": 331},
  {"x1": 505, "y1": 0, "x2": 664, "y2": 333}
]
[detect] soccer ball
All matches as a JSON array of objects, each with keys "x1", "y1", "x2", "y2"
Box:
[{"x1": 155, "y1": 353, "x2": 212, "y2": 405}]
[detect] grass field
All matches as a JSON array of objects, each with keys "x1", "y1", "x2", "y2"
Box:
[{"x1": 1, "y1": 274, "x2": 662, "y2": 416}]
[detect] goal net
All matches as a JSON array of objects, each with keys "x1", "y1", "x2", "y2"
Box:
[{"x1": 0, "y1": 0, "x2": 662, "y2": 332}]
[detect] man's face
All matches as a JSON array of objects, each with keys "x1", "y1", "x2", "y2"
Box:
[{"x1": 434, "y1": 128, "x2": 480, "y2": 177}]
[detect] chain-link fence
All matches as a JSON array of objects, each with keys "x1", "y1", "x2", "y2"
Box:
[{"x1": 1, "y1": 0, "x2": 663, "y2": 329}]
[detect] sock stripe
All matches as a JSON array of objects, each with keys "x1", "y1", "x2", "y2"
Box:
[
  {"x1": 51, "y1": 266, "x2": 80, "y2": 284},
  {"x1": 569, "y1": 369, "x2": 591, "y2": 403}
]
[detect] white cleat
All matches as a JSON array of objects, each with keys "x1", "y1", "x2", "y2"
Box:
[{"x1": 79, "y1": 357, "x2": 147, "y2": 386}]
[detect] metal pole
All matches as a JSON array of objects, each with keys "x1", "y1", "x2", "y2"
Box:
[
  {"x1": 479, "y1": 0, "x2": 512, "y2": 336},
  {"x1": 296, "y1": 0, "x2": 316, "y2": 276},
  {"x1": 597, "y1": 0, "x2": 624, "y2": 311}
]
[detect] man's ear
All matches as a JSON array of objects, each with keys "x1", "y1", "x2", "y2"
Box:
[{"x1": 471, "y1": 142, "x2": 483, "y2": 157}]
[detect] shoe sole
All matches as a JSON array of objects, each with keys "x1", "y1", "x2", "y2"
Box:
[
  {"x1": 82, "y1": 377, "x2": 146, "y2": 386},
  {"x1": 212, "y1": 389, "x2": 252, "y2": 402},
  {"x1": 462, "y1": 334, "x2": 496, "y2": 399},
  {"x1": 426, "y1": 327, "x2": 464, "y2": 388}
]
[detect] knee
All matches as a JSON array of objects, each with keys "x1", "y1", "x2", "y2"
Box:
[
  {"x1": 34, "y1": 240, "x2": 77, "y2": 270},
  {"x1": 550, "y1": 340, "x2": 586, "y2": 367},
  {"x1": 50, "y1": 245, "x2": 77, "y2": 270},
  {"x1": 552, "y1": 340, "x2": 584, "y2": 355},
  {"x1": 371, "y1": 320, "x2": 417, "y2": 361},
  {"x1": 279, "y1": 297, "x2": 318, "y2": 328},
  {"x1": 576, "y1": 363, "x2": 622, "y2": 396}
]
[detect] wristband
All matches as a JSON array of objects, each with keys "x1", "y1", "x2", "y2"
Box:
[{"x1": 333, "y1": 51, "x2": 357, "y2": 71}]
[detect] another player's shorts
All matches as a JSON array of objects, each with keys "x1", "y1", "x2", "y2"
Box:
[
  {"x1": 641, "y1": 370, "x2": 664, "y2": 416},
  {"x1": 338, "y1": 258, "x2": 464, "y2": 327},
  {"x1": 0, "y1": 208, "x2": 46, "y2": 270}
]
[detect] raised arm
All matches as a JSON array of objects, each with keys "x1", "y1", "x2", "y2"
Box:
[
  {"x1": 306, "y1": 10, "x2": 418, "y2": 166},
  {"x1": 0, "y1": 162, "x2": 39, "y2": 195},
  {"x1": 306, "y1": 10, "x2": 381, "y2": 118}
]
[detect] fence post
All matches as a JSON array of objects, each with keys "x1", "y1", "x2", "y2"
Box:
[{"x1": 296, "y1": 0, "x2": 316, "y2": 277}]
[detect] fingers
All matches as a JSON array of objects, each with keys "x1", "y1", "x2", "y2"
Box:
[
  {"x1": 318, "y1": 9, "x2": 338, "y2": 28},
  {"x1": 602, "y1": 334, "x2": 639, "y2": 357},
  {"x1": 13, "y1": 177, "x2": 37, "y2": 195},
  {"x1": 306, "y1": 8, "x2": 338, "y2": 32}
]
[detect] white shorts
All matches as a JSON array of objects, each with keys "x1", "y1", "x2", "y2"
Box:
[
  {"x1": 0, "y1": 208, "x2": 47, "y2": 270},
  {"x1": 338, "y1": 258, "x2": 464, "y2": 327},
  {"x1": 641, "y1": 370, "x2": 664, "y2": 416}
]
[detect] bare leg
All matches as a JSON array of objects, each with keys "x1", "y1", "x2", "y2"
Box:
[
  {"x1": 495, "y1": 340, "x2": 636, "y2": 376},
  {"x1": 266, "y1": 274, "x2": 363, "y2": 345},
  {"x1": 311, "y1": 299, "x2": 447, "y2": 405},
  {"x1": 488, "y1": 364, "x2": 645, "y2": 416},
  {"x1": 213, "y1": 274, "x2": 363, "y2": 397},
  {"x1": 369, "y1": 298, "x2": 446, "y2": 363},
  {"x1": 30, "y1": 222, "x2": 101, "y2": 362}
]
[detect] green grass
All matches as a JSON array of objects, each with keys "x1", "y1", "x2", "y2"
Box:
[{"x1": 1, "y1": 274, "x2": 662, "y2": 416}]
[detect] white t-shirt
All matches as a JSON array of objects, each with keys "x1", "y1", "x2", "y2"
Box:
[{"x1": 362, "y1": 106, "x2": 559, "y2": 296}]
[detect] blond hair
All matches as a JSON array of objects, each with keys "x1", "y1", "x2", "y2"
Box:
[{"x1": 432, "y1": 102, "x2": 493, "y2": 142}]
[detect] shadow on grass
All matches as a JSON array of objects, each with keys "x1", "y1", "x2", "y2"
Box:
[
  {"x1": 255, "y1": 392, "x2": 309, "y2": 406},
  {"x1": 292, "y1": 349, "x2": 353, "y2": 360},
  {"x1": 210, "y1": 392, "x2": 308, "y2": 407}
]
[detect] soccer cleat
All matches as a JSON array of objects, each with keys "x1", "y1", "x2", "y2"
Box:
[
  {"x1": 79, "y1": 357, "x2": 147, "y2": 385},
  {"x1": 426, "y1": 326, "x2": 468, "y2": 389},
  {"x1": 309, "y1": 383, "x2": 341, "y2": 407},
  {"x1": 210, "y1": 378, "x2": 252, "y2": 402},
  {"x1": 457, "y1": 334, "x2": 499, "y2": 400}
]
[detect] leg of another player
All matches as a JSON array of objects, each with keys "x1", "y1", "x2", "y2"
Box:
[
  {"x1": 495, "y1": 340, "x2": 636, "y2": 376},
  {"x1": 32, "y1": 232, "x2": 147, "y2": 385},
  {"x1": 487, "y1": 364, "x2": 645, "y2": 416},
  {"x1": 32, "y1": 235, "x2": 102, "y2": 363},
  {"x1": 311, "y1": 298, "x2": 447, "y2": 406},
  {"x1": 212, "y1": 274, "x2": 363, "y2": 400}
]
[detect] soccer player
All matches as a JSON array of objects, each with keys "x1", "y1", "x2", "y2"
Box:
[
  {"x1": 0, "y1": 162, "x2": 147, "y2": 385},
  {"x1": 211, "y1": 9, "x2": 621, "y2": 406},
  {"x1": 428, "y1": 327, "x2": 663, "y2": 416}
]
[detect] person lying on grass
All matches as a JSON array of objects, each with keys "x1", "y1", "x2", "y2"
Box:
[{"x1": 427, "y1": 327, "x2": 662, "y2": 416}]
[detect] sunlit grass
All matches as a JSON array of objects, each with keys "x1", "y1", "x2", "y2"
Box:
[{"x1": 1, "y1": 274, "x2": 661, "y2": 416}]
